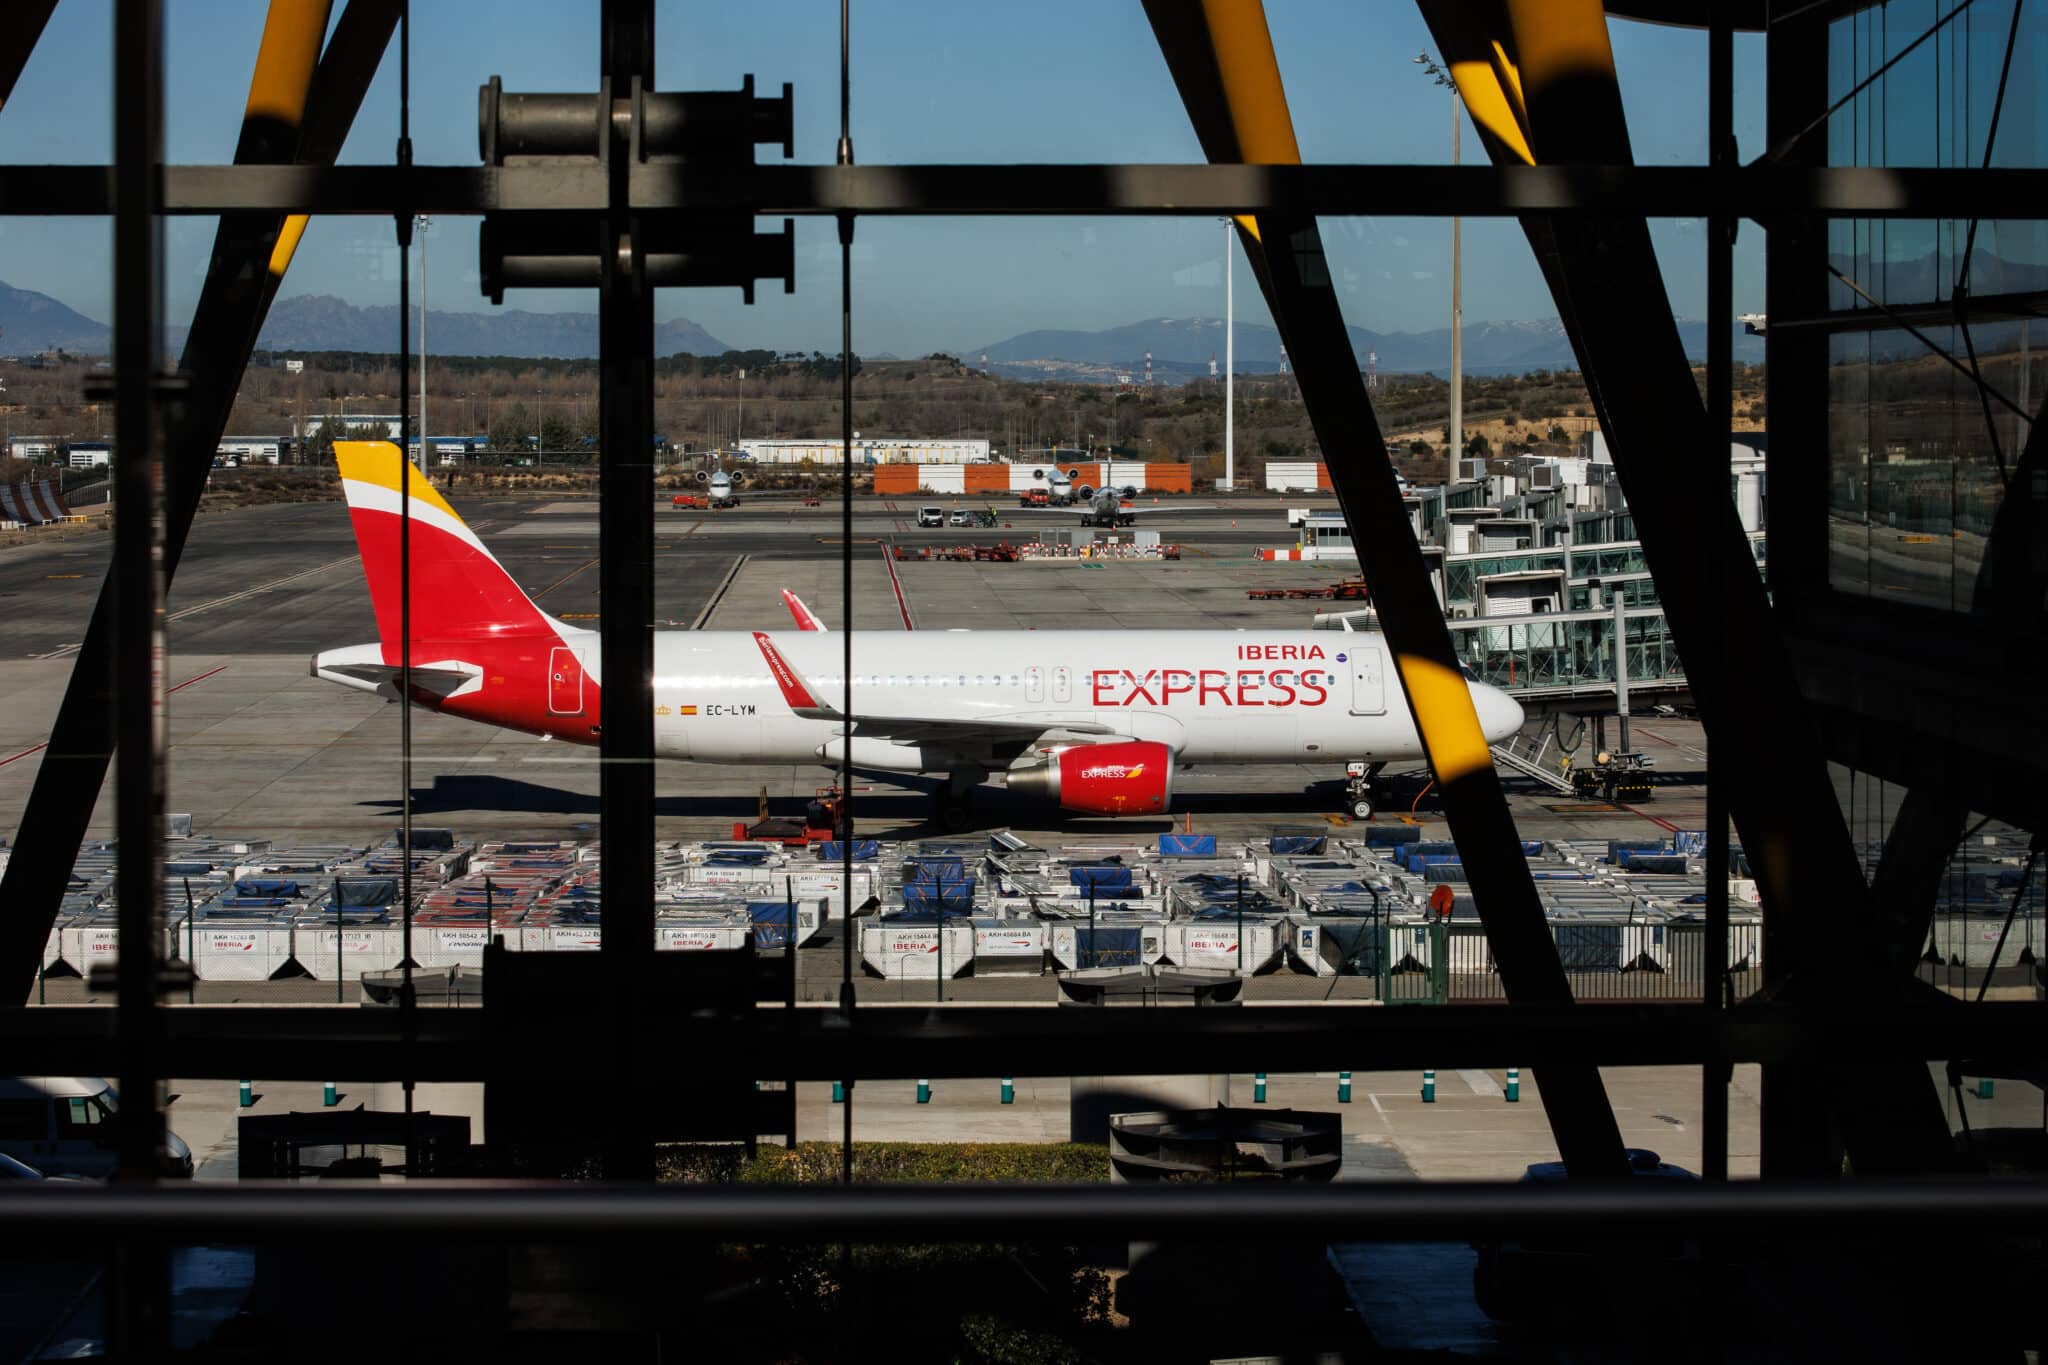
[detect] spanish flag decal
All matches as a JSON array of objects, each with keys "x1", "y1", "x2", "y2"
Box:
[{"x1": 678, "y1": 705, "x2": 698, "y2": 716}]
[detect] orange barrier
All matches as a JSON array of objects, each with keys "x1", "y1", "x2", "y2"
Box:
[
  {"x1": 963, "y1": 463, "x2": 1011, "y2": 493},
  {"x1": 872, "y1": 466, "x2": 920, "y2": 495}
]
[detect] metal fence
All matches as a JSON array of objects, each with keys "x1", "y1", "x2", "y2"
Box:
[{"x1": 1369, "y1": 919, "x2": 1764, "y2": 1004}]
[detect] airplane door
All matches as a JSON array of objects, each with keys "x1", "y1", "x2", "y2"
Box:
[
  {"x1": 1053, "y1": 665, "x2": 1072, "y2": 703},
  {"x1": 1348, "y1": 644, "x2": 1386, "y2": 716},
  {"x1": 548, "y1": 646, "x2": 585, "y2": 715},
  {"x1": 1025, "y1": 666, "x2": 1044, "y2": 703}
]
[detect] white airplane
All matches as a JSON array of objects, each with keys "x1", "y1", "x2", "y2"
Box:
[
  {"x1": 1016, "y1": 481, "x2": 1212, "y2": 528},
  {"x1": 694, "y1": 467, "x2": 743, "y2": 507},
  {"x1": 313, "y1": 442, "x2": 1525, "y2": 826}
]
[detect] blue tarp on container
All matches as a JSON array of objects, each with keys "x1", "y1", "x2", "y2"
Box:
[
  {"x1": 1520, "y1": 842, "x2": 1546, "y2": 857},
  {"x1": 165, "y1": 861, "x2": 213, "y2": 875},
  {"x1": 905, "y1": 855, "x2": 966, "y2": 882},
  {"x1": 1623, "y1": 853, "x2": 1691, "y2": 875},
  {"x1": 1410, "y1": 842, "x2": 1458, "y2": 857},
  {"x1": 1607, "y1": 839, "x2": 1666, "y2": 863},
  {"x1": 818, "y1": 840, "x2": 880, "y2": 862},
  {"x1": 1360, "y1": 825, "x2": 1423, "y2": 846},
  {"x1": 332, "y1": 877, "x2": 398, "y2": 909},
  {"x1": 1158, "y1": 834, "x2": 1217, "y2": 856},
  {"x1": 235, "y1": 879, "x2": 302, "y2": 898},
  {"x1": 1530, "y1": 872, "x2": 1594, "y2": 881},
  {"x1": 1555, "y1": 924, "x2": 1622, "y2": 970},
  {"x1": 1070, "y1": 865, "x2": 1135, "y2": 893},
  {"x1": 748, "y1": 901, "x2": 804, "y2": 949},
  {"x1": 1312, "y1": 919, "x2": 1384, "y2": 975},
  {"x1": 1074, "y1": 925, "x2": 1143, "y2": 967},
  {"x1": 902, "y1": 879, "x2": 976, "y2": 913},
  {"x1": 217, "y1": 897, "x2": 291, "y2": 908},
  {"x1": 1268, "y1": 835, "x2": 1326, "y2": 855},
  {"x1": 706, "y1": 850, "x2": 772, "y2": 866},
  {"x1": 1423, "y1": 863, "x2": 1469, "y2": 883},
  {"x1": 1672, "y1": 830, "x2": 1707, "y2": 855}
]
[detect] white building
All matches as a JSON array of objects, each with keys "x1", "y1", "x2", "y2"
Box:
[
  {"x1": 736, "y1": 437, "x2": 992, "y2": 465},
  {"x1": 217, "y1": 437, "x2": 284, "y2": 465},
  {"x1": 4, "y1": 437, "x2": 60, "y2": 462},
  {"x1": 303, "y1": 413, "x2": 406, "y2": 440},
  {"x1": 66, "y1": 441, "x2": 112, "y2": 469}
]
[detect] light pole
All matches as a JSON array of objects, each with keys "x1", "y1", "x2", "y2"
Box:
[
  {"x1": 416, "y1": 216, "x2": 429, "y2": 469},
  {"x1": 1416, "y1": 53, "x2": 1462, "y2": 492},
  {"x1": 1220, "y1": 217, "x2": 1234, "y2": 492}
]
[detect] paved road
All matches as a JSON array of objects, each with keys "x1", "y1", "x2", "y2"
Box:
[{"x1": 0, "y1": 494, "x2": 1304, "y2": 658}]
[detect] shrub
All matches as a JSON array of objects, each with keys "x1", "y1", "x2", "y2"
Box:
[{"x1": 659, "y1": 1141, "x2": 1108, "y2": 1185}]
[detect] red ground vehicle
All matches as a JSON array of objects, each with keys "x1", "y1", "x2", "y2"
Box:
[
  {"x1": 1019, "y1": 487, "x2": 1049, "y2": 507},
  {"x1": 671, "y1": 493, "x2": 705, "y2": 509}
]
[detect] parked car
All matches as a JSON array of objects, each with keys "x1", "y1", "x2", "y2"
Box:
[
  {"x1": 916, "y1": 505, "x2": 945, "y2": 528},
  {"x1": 0, "y1": 1077, "x2": 194, "y2": 1179}
]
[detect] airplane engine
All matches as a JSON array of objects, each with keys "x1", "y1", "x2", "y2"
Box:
[
  {"x1": 1064, "y1": 467, "x2": 1081, "y2": 480},
  {"x1": 694, "y1": 469, "x2": 710, "y2": 484},
  {"x1": 1074, "y1": 483, "x2": 1095, "y2": 500},
  {"x1": 731, "y1": 470, "x2": 751, "y2": 487},
  {"x1": 1005, "y1": 740, "x2": 1172, "y2": 815},
  {"x1": 1120, "y1": 485, "x2": 1139, "y2": 499}
]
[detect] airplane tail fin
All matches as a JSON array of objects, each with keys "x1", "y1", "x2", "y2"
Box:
[
  {"x1": 334, "y1": 441, "x2": 561, "y2": 653},
  {"x1": 782, "y1": 589, "x2": 827, "y2": 631}
]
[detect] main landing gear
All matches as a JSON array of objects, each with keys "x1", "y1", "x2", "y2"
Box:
[
  {"x1": 1343, "y1": 760, "x2": 1385, "y2": 821},
  {"x1": 933, "y1": 768, "x2": 985, "y2": 832}
]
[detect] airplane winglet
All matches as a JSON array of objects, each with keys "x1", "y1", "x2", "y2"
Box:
[
  {"x1": 753, "y1": 631, "x2": 833, "y2": 714},
  {"x1": 781, "y1": 589, "x2": 827, "y2": 631}
]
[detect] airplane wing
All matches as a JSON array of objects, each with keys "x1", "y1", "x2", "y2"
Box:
[
  {"x1": 1117, "y1": 503, "x2": 1215, "y2": 514},
  {"x1": 782, "y1": 589, "x2": 827, "y2": 631},
  {"x1": 751, "y1": 631, "x2": 1116, "y2": 743}
]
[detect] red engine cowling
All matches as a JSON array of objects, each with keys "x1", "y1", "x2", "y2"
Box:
[{"x1": 1007, "y1": 741, "x2": 1173, "y2": 815}]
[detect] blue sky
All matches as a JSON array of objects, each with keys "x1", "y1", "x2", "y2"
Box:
[{"x1": 0, "y1": 1, "x2": 1774, "y2": 356}]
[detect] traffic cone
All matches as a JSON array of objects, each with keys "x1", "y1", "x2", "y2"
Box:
[{"x1": 1421, "y1": 1069, "x2": 1436, "y2": 1103}]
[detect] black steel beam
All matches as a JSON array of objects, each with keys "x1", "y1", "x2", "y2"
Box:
[
  {"x1": 111, "y1": 0, "x2": 169, "y2": 1184},
  {"x1": 0, "y1": 2, "x2": 398, "y2": 1004},
  {"x1": 3, "y1": 162, "x2": 2048, "y2": 218},
  {"x1": 596, "y1": 0, "x2": 658, "y2": 1183},
  {"x1": 5, "y1": 999, "x2": 2046, "y2": 1081},
  {"x1": 3, "y1": 1179, "x2": 2046, "y2": 1244},
  {"x1": 1144, "y1": 0, "x2": 1629, "y2": 1180},
  {"x1": 0, "y1": 0, "x2": 55, "y2": 114},
  {"x1": 1417, "y1": 0, "x2": 1961, "y2": 1177},
  {"x1": 109, "y1": 0, "x2": 169, "y2": 1354}
]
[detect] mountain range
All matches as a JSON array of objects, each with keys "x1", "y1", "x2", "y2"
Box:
[
  {"x1": 0, "y1": 283, "x2": 731, "y2": 360},
  {"x1": 971, "y1": 313, "x2": 1766, "y2": 383}
]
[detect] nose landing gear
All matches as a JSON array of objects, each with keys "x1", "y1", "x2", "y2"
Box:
[{"x1": 1343, "y1": 760, "x2": 1385, "y2": 821}]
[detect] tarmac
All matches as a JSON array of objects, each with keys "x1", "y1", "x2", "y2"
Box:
[
  {"x1": 3, "y1": 486, "x2": 1931, "y2": 1195},
  {"x1": 0, "y1": 489, "x2": 1708, "y2": 848}
]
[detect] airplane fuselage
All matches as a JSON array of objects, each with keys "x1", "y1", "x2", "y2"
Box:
[{"x1": 621, "y1": 630, "x2": 1472, "y2": 769}]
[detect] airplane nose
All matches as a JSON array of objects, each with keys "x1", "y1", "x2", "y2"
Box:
[{"x1": 1472, "y1": 683, "x2": 1525, "y2": 744}]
